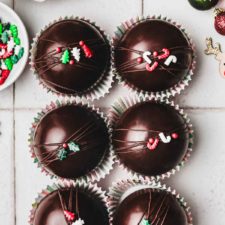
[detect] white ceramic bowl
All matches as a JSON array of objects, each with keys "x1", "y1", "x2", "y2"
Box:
[{"x1": 0, "y1": 2, "x2": 29, "y2": 92}]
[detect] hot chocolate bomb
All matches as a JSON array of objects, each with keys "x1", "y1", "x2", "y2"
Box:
[
  {"x1": 113, "y1": 188, "x2": 188, "y2": 225},
  {"x1": 32, "y1": 104, "x2": 110, "y2": 179},
  {"x1": 34, "y1": 19, "x2": 111, "y2": 95},
  {"x1": 113, "y1": 19, "x2": 193, "y2": 93},
  {"x1": 113, "y1": 101, "x2": 189, "y2": 177}
]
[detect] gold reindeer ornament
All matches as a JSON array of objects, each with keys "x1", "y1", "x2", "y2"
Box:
[{"x1": 205, "y1": 37, "x2": 225, "y2": 78}]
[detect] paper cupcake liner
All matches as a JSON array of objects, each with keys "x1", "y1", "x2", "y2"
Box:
[
  {"x1": 30, "y1": 16, "x2": 113, "y2": 101},
  {"x1": 29, "y1": 180, "x2": 109, "y2": 225},
  {"x1": 107, "y1": 178, "x2": 193, "y2": 225},
  {"x1": 28, "y1": 99, "x2": 115, "y2": 183},
  {"x1": 112, "y1": 15, "x2": 196, "y2": 99},
  {"x1": 109, "y1": 95, "x2": 194, "y2": 181}
]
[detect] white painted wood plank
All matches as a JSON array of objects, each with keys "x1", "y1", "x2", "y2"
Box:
[
  {"x1": 15, "y1": 110, "x2": 55, "y2": 225},
  {"x1": 14, "y1": 0, "x2": 141, "y2": 109},
  {"x1": 167, "y1": 109, "x2": 225, "y2": 225},
  {"x1": 0, "y1": 110, "x2": 14, "y2": 225},
  {"x1": 144, "y1": 0, "x2": 225, "y2": 108}
]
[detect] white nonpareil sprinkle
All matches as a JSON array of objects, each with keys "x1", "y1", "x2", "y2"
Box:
[{"x1": 72, "y1": 218, "x2": 85, "y2": 225}]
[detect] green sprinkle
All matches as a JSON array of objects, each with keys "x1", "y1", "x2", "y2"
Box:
[
  {"x1": 17, "y1": 47, "x2": 24, "y2": 59},
  {"x1": 10, "y1": 24, "x2": 18, "y2": 38},
  {"x1": 14, "y1": 37, "x2": 21, "y2": 45},
  {"x1": 4, "y1": 58, "x2": 13, "y2": 71},
  {"x1": 60, "y1": 49, "x2": 70, "y2": 64},
  {"x1": 11, "y1": 55, "x2": 19, "y2": 64},
  {"x1": 68, "y1": 141, "x2": 80, "y2": 152},
  {"x1": 57, "y1": 148, "x2": 68, "y2": 161},
  {"x1": 141, "y1": 219, "x2": 151, "y2": 225},
  {"x1": 34, "y1": 158, "x2": 39, "y2": 163},
  {"x1": 2, "y1": 31, "x2": 8, "y2": 43},
  {"x1": 0, "y1": 23, "x2": 2, "y2": 35}
]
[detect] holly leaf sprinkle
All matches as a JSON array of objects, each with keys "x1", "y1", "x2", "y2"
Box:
[
  {"x1": 68, "y1": 141, "x2": 80, "y2": 152},
  {"x1": 141, "y1": 219, "x2": 151, "y2": 225},
  {"x1": 57, "y1": 148, "x2": 68, "y2": 161}
]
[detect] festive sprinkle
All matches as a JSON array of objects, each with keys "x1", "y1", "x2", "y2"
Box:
[
  {"x1": 0, "y1": 23, "x2": 2, "y2": 35},
  {"x1": 141, "y1": 219, "x2": 151, "y2": 225},
  {"x1": 79, "y1": 40, "x2": 93, "y2": 58},
  {"x1": 71, "y1": 47, "x2": 81, "y2": 62},
  {"x1": 57, "y1": 148, "x2": 68, "y2": 161},
  {"x1": 61, "y1": 49, "x2": 70, "y2": 64},
  {"x1": 72, "y1": 218, "x2": 85, "y2": 225},
  {"x1": 164, "y1": 55, "x2": 177, "y2": 66},
  {"x1": 14, "y1": 37, "x2": 21, "y2": 45},
  {"x1": 10, "y1": 25, "x2": 18, "y2": 38},
  {"x1": 159, "y1": 132, "x2": 171, "y2": 143},
  {"x1": 4, "y1": 58, "x2": 13, "y2": 70},
  {"x1": 68, "y1": 141, "x2": 80, "y2": 152},
  {"x1": 0, "y1": 19, "x2": 24, "y2": 85},
  {"x1": 64, "y1": 210, "x2": 76, "y2": 222}
]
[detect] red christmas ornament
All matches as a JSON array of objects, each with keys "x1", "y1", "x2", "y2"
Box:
[
  {"x1": 214, "y1": 8, "x2": 225, "y2": 35},
  {"x1": 64, "y1": 210, "x2": 76, "y2": 222}
]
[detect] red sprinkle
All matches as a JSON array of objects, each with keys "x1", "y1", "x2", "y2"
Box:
[
  {"x1": 137, "y1": 57, "x2": 143, "y2": 64},
  {"x1": 172, "y1": 133, "x2": 179, "y2": 139},
  {"x1": 63, "y1": 143, "x2": 68, "y2": 148},
  {"x1": 69, "y1": 60, "x2": 75, "y2": 65},
  {"x1": 153, "y1": 51, "x2": 158, "y2": 57},
  {"x1": 149, "y1": 138, "x2": 154, "y2": 144},
  {"x1": 56, "y1": 47, "x2": 62, "y2": 53}
]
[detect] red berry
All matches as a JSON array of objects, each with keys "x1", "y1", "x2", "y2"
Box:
[
  {"x1": 63, "y1": 143, "x2": 68, "y2": 148},
  {"x1": 79, "y1": 40, "x2": 84, "y2": 46},
  {"x1": 214, "y1": 8, "x2": 225, "y2": 36},
  {"x1": 137, "y1": 57, "x2": 143, "y2": 64},
  {"x1": 69, "y1": 60, "x2": 75, "y2": 65},
  {"x1": 56, "y1": 47, "x2": 62, "y2": 53},
  {"x1": 172, "y1": 133, "x2": 179, "y2": 139}
]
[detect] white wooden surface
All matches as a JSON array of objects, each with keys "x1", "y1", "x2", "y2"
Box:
[{"x1": 0, "y1": 0, "x2": 225, "y2": 224}]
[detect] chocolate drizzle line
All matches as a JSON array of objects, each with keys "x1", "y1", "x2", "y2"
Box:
[
  {"x1": 32, "y1": 121, "x2": 101, "y2": 166},
  {"x1": 137, "y1": 190, "x2": 170, "y2": 225},
  {"x1": 116, "y1": 46, "x2": 192, "y2": 75},
  {"x1": 58, "y1": 188, "x2": 80, "y2": 225},
  {"x1": 114, "y1": 124, "x2": 188, "y2": 154}
]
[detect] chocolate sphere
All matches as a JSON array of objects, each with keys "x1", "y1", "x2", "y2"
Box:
[
  {"x1": 33, "y1": 188, "x2": 109, "y2": 225},
  {"x1": 113, "y1": 101, "x2": 189, "y2": 176},
  {"x1": 114, "y1": 19, "x2": 193, "y2": 93},
  {"x1": 34, "y1": 19, "x2": 111, "y2": 95},
  {"x1": 33, "y1": 104, "x2": 110, "y2": 179},
  {"x1": 113, "y1": 188, "x2": 188, "y2": 225}
]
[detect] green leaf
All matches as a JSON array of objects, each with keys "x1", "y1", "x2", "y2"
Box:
[{"x1": 68, "y1": 141, "x2": 80, "y2": 152}]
